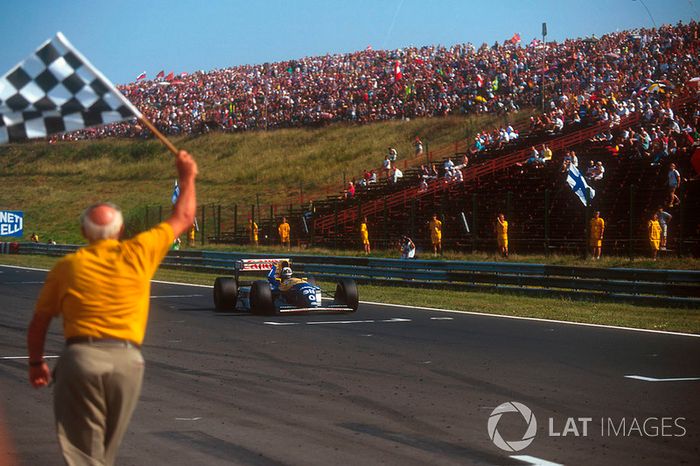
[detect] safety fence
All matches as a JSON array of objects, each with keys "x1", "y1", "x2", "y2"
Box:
[
  {"x1": 14, "y1": 243, "x2": 700, "y2": 308},
  {"x1": 0, "y1": 242, "x2": 19, "y2": 254}
]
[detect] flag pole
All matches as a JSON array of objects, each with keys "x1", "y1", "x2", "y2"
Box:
[
  {"x1": 55, "y1": 32, "x2": 180, "y2": 157},
  {"x1": 137, "y1": 116, "x2": 179, "y2": 156}
]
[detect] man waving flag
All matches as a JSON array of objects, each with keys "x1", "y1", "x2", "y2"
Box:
[{"x1": 0, "y1": 32, "x2": 141, "y2": 145}]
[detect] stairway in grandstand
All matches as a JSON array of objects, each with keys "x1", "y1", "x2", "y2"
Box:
[{"x1": 310, "y1": 93, "x2": 697, "y2": 251}]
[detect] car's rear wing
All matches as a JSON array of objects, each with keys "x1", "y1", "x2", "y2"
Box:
[{"x1": 234, "y1": 258, "x2": 291, "y2": 281}]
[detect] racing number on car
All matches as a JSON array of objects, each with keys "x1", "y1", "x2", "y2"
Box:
[{"x1": 302, "y1": 288, "x2": 321, "y2": 302}]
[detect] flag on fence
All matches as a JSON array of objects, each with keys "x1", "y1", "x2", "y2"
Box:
[
  {"x1": 135, "y1": 71, "x2": 146, "y2": 81},
  {"x1": 566, "y1": 164, "x2": 595, "y2": 206},
  {"x1": 170, "y1": 179, "x2": 180, "y2": 204},
  {"x1": 0, "y1": 32, "x2": 141, "y2": 145}
]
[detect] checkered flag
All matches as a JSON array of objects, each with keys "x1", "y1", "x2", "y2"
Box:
[{"x1": 0, "y1": 32, "x2": 142, "y2": 144}]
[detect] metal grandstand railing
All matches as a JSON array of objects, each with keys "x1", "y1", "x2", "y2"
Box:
[
  {"x1": 312, "y1": 116, "x2": 629, "y2": 235},
  {"x1": 308, "y1": 111, "x2": 534, "y2": 201},
  {"x1": 312, "y1": 93, "x2": 697, "y2": 238}
]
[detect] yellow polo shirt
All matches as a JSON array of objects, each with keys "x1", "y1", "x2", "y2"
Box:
[
  {"x1": 34, "y1": 222, "x2": 174, "y2": 344},
  {"x1": 497, "y1": 220, "x2": 508, "y2": 247},
  {"x1": 430, "y1": 219, "x2": 442, "y2": 242},
  {"x1": 278, "y1": 222, "x2": 290, "y2": 241},
  {"x1": 360, "y1": 223, "x2": 369, "y2": 244}
]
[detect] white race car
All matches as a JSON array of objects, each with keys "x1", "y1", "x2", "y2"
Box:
[{"x1": 213, "y1": 258, "x2": 359, "y2": 315}]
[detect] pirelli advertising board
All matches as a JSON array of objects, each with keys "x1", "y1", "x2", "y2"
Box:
[{"x1": 0, "y1": 211, "x2": 24, "y2": 237}]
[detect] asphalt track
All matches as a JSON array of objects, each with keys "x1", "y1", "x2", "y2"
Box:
[{"x1": 0, "y1": 265, "x2": 698, "y2": 466}]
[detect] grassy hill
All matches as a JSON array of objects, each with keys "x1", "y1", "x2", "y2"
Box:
[{"x1": 0, "y1": 113, "x2": 509, "y2": 243}]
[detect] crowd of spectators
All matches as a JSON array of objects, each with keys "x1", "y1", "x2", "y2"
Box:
[
  {"x1": 586, "y1": 83, "x2": 699, "y2": 166},
  {"x1": 49, "y1": 21, "x2": 699, "y2": 141},
  {"x1": 345, "y1": 85, "x2": 697, "y2": 200}
]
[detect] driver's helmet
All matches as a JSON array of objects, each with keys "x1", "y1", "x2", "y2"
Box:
[{"x1": 281, "y1": 267, "x2": 293, "y2": 279}]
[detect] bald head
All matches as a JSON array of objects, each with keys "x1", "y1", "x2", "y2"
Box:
[{"x1": 80, "y1": 203, "x2": 124, "y2": 242}]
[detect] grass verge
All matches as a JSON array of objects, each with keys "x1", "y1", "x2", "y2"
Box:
[{"x1": 2, "y1": 254, "x2": 698, "y2": 335}]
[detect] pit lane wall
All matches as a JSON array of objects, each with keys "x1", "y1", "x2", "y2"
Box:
[{"x1": 14, "y1": 242, "x2": 700, "y2": 309}]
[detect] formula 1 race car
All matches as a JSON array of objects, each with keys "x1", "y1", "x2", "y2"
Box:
[{"x1": 213, "y1": 258, "x2": 359, "y2": 315}]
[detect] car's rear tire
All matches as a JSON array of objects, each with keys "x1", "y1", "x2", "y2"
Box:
[
  {"x1": 213, "y1": 277, "x2": 238, "y2": 312},
  {"x1": 334, "y1": 278, "x2": 359, "y2": 312},
  {"x1": 250, "y1": 280, "x2": 276, "y2": 315}
]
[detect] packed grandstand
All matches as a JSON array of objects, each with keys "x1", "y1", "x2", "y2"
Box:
[
  {"x1": 51, "y1": 21, "x2": 700, "y2": 256},
  {"x1": 51, "y1": 21, "x2": 698, "y2": 138}
]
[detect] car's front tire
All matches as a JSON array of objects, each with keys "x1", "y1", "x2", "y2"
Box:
[
  {"x1": 213, "y1": 277, "x2": 238, "y2": 312},
  {"x1": 334, "y1": 278, "x2": 359, "y2": 312},
  {"x1": 250, "y1": 280, "x2": 276, "y2": 315}
]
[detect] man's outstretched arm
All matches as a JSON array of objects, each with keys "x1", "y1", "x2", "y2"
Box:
[{"x1": 167, "y1": 150, "x2": 199, "y2": 237}]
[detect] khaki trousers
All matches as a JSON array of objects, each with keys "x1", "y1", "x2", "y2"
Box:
[{"x1": 53, "y1": 342, "x2": 144, "y2": 466}]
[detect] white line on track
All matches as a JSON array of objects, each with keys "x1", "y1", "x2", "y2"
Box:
[
  {"x1": 150, "y1": 294, "x2": 203, "y2": 299},
  {"x1": 0, "y1": 265, "x2": 49, "y2": 272},
  {"x1": 1, "y1": 355, "x2": 59, "y2": 360},
  {"x1": 430, "y1": 316, "x2": 454, "y2": 320},
  {"x1": 0, "y1": 281, "x2": 45, "y2": 284},
  {"x1": 152, "y1": 278, "x2": 212, "y2": 288},
  {"x1": 511, "y1": 455, "x2": 564, "y2": 466},
  {"x1": 307, "y1": 318, "x2": 410, "y2": 325},
  {"x1": 265, "y1": 318, "x2": 412, "y2": 326},
  {"x1": 3, "y1": 265, "x2": 698, "y2": 339},
  {"x1": 625, "y1": 375, "x2": 700, "y2": 382},
  {"x1": 175, "y1": 417, "x2": 202, "y2": 421}
]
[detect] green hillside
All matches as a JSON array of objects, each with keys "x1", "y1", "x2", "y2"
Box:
[{"x1": 0, "y1": 113, "x2": 509, "y2": 243}]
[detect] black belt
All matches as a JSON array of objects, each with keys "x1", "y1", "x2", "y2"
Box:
[{"x1": 66, "y1": 336, "x2": 141, "y2": 349}]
